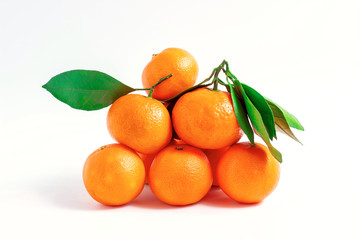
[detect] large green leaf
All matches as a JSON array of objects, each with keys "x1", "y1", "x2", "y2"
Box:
[
  {"x1": 43, "y1": 70, "x2": 134, "y2": 111},
  {"x1": 226, "y1": 80, "x2": 255, "y2": 145},
  {"x1": 265, "y1": 98, "x2": 304, "y2": 131},
  {"x1": 243, "y1": 84, "x2": 276, "y2": 140},
  {"x1": 233, "y1": 79, "x2": 282, "y2": 163},
  {"x1": 267, "y1": 101, "x2": 302, "y2": 144}
]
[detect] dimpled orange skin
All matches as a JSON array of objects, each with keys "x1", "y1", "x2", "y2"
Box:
[
  {"x1": 203, "y1": 146, "x2": 230, "y2": 186},
  {"x1": 137, "y1": 139, "x2": 186, "y2": 184},
  {"x1": 107, "y1": 94, "x2": 172, "y2": 154},
  {"x1": 149, "y1": 144, "x2": 213, "y2": 206},
  {"x1": 217, "y1": 142, "x2": 280, "y2": 204},
  {"x1": 137, "y1": 152, "x2": 156, "y2": 184},
  {"x1": 142, "y1": 48, "x2": 199, "y2": 100},
  {"x1": 83, "y1": 144, "x2": 145, "y2": 206},
  {"x1": 172, "y1": 88, "x2": 242, "y2": 149}
]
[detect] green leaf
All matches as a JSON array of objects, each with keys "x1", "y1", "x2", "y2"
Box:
[
  {"x1": 265, "y1": 98, "x2": 304, "y2": 131},
  {"x1": 242, "y1": 84, "x2": 276, "y2": 140},
  {"x1": 43, "y1": 70, "x2": 135, "y2": 111},
  {"x1": 267, "y1": 101, "x2": 302, "y2": 144},
  {"x1": 226, "y1": 81, "x2": 255, "y2": 145},
  {"x1": 233, "y1": 80, "x2": 282, "y2": 163}
]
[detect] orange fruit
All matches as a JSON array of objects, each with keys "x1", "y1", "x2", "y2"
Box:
[
  {"x1": 83, "y1": 144, "x2": 145, "y2": 206},
  {"x1": 149, "y1": 144, "x2": 212, "y2": 205},
  {"x1": 137, "y1": 152, "x2": 156, "y2": 184},
  {"x1": 137, "y1": 138, "x2": 186, "y2": 184},
  {"x1": 169, "y1": 139, "x2": 228, "y2": 190},
  {"x1": 142, "y1": 48, "x2": 199, "y2": 100},
  {"x1": 172, "y1": 88, "x2": 243, "y2": 149},
  {"x1": 203, "y1": 146, "x2": 230, "y2": 186},
  {"x1": 217, "y1": 142, "x2": 280, "y2": 203},
  {"x1": 107, "y1": 94, "x2": 172, "y2": 154}
]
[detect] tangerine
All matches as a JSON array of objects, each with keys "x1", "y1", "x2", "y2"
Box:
[
  {"x1": 107, "y1": 94, "x2": 172, "y2": 154},
  {"x1": 137, "y1": 138, "x2": 185, "y2": 184},
  {"x1": 203, "y1": 146, "x2": 230, "y2": 186},
  {"x1": 172, "y1": 88, "x2": 242, "y2": 149},
  {"x1": 137, "y1": 152, "x2": 156, "y2": 184},
  {"x1": 83, "y1": 144, "x2": 145, "y2": 206},
  {"x1": 217, "y1": 142, "x2": 280, "y2": 203},
  {"x1": 142, "y1": 48, "x2": 198, "y2": 100},
  {"x1": 149, "y1": 144, "x2": 212, "y2": 205}
]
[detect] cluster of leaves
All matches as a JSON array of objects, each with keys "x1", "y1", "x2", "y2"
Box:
[
  {"x1": 160, "y1": 61, "x2": 304, "y2": 162},
  {"x1": 43, "y1": 61, "x2": 304, "y2": 163}
]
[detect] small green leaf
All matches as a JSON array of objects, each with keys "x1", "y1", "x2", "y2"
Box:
[
  {"x1": 265, "y1": 98, "x2": 304, "y2": 131},
  {"x1": 267, "y1": 101, "x2": 302, "y2": 144},
  {"x1": 43, "y1": 70, "x2": 135, "y2": 111},
  {"x1": 233, "y1": 79, "x2": 282, "y2": 163},
  {"x1": 226, "y1": 80, "x2": 255, "y2": 145},
  {"x1": 243, "y1": 84, "x2": 276, "y2": 140}
]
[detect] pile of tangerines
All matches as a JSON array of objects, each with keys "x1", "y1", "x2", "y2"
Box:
[{"x1": 82, "y1": 48, "x2": 280, "y2": 206}]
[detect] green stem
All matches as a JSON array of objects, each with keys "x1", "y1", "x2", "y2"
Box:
[
  {"x1": 213, "y1": 79, "x2": 219, "y2": 91},
  {"x1": 134, "y1": 87, "x2": 151, "y2": 91},
  {"x1": 225, "y1": 76, "x2": 232, "y2": 88},
  {"x1": 204, "y1": 68, "x2": 218, "y2": 83},
  {"x1": 148, "y1": 74, "x2": 173, "y2": 98},
  {"x1": 222, "y1": 61, "x2": 238, "y2": 83},
  {"x1": 217, "y1": 78, "x2": 228, "y2": 86},
  {"x1": 212, "y1": 60, "x2": 228, "y2": 91}
]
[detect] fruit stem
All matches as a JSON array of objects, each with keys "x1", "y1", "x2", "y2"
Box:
[
  {"x1": 148, "y1": 74, "x2": 173, "y2": 98},
  {"x1": 213, "y1": 79, "x2": 219, "y2": 91},
  {"x1": 217, "y1": 78, "x2": 228, "y2": 86},
  {"x1": 134, "y1": 87, "x2": 151, "y2": 91},
  {"x1": 212, "y1": 60, "x2": 228, "y2": 91},
  {"x1": 222, "y1": 61, "x2": 238, "y2": 84}
]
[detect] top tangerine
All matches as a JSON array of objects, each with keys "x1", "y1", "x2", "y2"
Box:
[{"x1": 142, "y1": 48, "x2": 198, "y2": 100}]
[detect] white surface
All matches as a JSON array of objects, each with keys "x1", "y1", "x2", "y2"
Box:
[{"x1": 1, "y1": 0, "x2": 359, "y2": 239}]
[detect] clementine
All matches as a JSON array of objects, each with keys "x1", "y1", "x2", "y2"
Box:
[
  {"x1": 83, "y1": 144, "x2": 145, "y2": 206},
  {"x1": 172, "y1": 88, "x2": 242, "y2": 149},
  {"x1": 137, "y1": 152, "x2": 156, "y2": 184},
  {"x1": 217, "y1": 142, "x2": 280, "y2": 203},
  {"x1": 137, "y1": 138, "x2": 185, "y2": 184},
  {"x1": 142, "y1": 48, "x2": 198, "y2": 100},
  {"x1": 149, "y1": 144, "x2": 212, "y2": 205},
  {"x1": 107, "y1": 94, "x2": 172, "y2": 154},
  {"x1": 203, "y1": 146, "x2": 230, "y2": 186}
]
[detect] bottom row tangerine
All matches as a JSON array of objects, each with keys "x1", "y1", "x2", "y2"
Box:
[{"x1": 82, "y1": 142, "x2": 280, "y2": 206}]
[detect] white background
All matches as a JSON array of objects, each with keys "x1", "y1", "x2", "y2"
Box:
[{"x1": 1, "y1": 0, "x2": 359, "y2": 239}]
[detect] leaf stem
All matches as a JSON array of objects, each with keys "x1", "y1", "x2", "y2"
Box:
[{"x1": 148, "y1": 74, "x2": 173, "y2": 98}]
